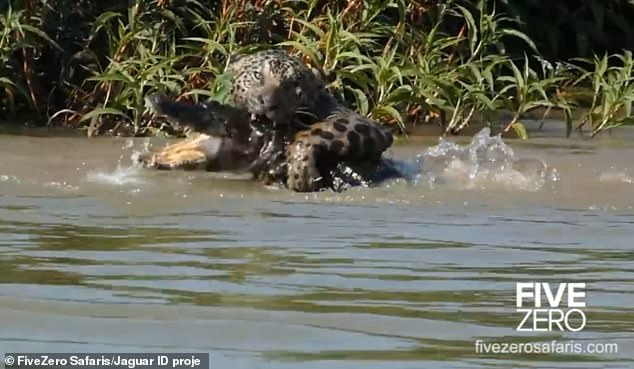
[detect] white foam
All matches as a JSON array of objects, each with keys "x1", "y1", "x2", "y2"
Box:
[
  {"x1": 410, "y1": 128, "x2": 558, "y2": 192},
  {"x1": 0, "y1": 174, "x2": 20, "y2": 184},
  {"x1": 599, "y1": 171, "x2": 634, "y2": 184},
  {"x1": 86, "y1": 164, "x2": 146, "y2": 186},
  {"x1": 44, "y1": 181, "x2": 80, "y2": 191}
]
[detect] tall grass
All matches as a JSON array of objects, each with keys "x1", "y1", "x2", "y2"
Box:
[
  {"x1": 571, "y1": 52, "x2": 634, "y2": 136},
  {"x1": 1, "y1": 0, "x2": 634, "y2": 139},
  {"x1": 1, "y1": 4, "x2": 60, "y2": 117}
]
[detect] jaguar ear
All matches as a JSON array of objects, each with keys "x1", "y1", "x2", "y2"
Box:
[
  {"x1": 227, "y1": 51, "x2": 250, "y2": 74},
  {"x1": 310, "y1": 66, "x2": 335, "y2": 84}
]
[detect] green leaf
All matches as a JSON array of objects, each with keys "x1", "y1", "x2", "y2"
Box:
[
  {"x1": 91, "y1": 11, "x2": 123, "y2": 34},
  {"x1": 0, "y1": 77, "x2": 17, "y2": 88},
  {"x1": 0, "y1": 76, "x2": 29, "y2": 101},
  {"x1": 277, "y1": 40, "x2": 321, "y2": 68},
  {"x1": 182, "y1": 89, "x2": 215, "y2": 101},
  {"x1": 291, "y1": 18, "x2": 327, "y2": 39},
  {"x1": 80, "y1": 107, "x2": 130, "y2": 123},
  {"x1": 511, "y1": 121, "x2": 528, "y2": 139},
  {"x1": 88, "y1": 71, "x2": 136, "y2": 85},
  {"x1": 373, "y1": 105, "x2": 404, "y2": 124},
  {"x1": 347, "y1": 87, "x2": 370, "y2": 116},
  {"x1": 160, "y1": 9, "x2": 185, "y2": 31},
  {"x1": 20, "y1": 24, "x2": 62, "y2": 51},
  {"x1": 183, "y1": 37, "x2": 226, "y2": 53},
  {"x1": 501, "y1": 29, "x2": 538, "y2": 53},
  {"x1": 455, "y1": 5, "x2": 478, "y2": 55}
]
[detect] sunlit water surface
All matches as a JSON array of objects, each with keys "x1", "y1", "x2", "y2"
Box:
[{"x1": 1, "y1": 125, "x2": 633, "y2": 368}]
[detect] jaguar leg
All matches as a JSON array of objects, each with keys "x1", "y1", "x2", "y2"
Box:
[
  {"x1": 286, "y1": 131, "x2": 326, "y2": 192},
  {"x1": 285, "y1": 115, "x2": 394, "y2": 192}
]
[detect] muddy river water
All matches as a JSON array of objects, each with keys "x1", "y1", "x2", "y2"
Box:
[{"x1": 0, "y1": 124, "x2": 633, "y2": 368}]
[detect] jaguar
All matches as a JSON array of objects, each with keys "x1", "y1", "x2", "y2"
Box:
[{"x1": 139, "y1": 49, "x2": 397, "y2": 192}]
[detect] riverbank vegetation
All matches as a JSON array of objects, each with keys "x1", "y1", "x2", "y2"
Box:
[{"x1": 1, "y1": 0, "x2": 633, "y2": 138}]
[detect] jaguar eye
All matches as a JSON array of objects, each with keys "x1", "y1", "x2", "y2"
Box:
[{"x1": 252, "y1": 71, "x2": 262, "y2": 80}]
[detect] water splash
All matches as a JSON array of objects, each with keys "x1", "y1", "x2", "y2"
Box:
[
  {"x1": 599, "y1": 170, "x2": 634, "y2": 184},
  {"x1": 85, "y1": 164, "x2": 146, "y2": 186},
  {"x1": 327, "y1": 128, "x2": 557, "y2": 193},
  {"x1": 86, "y1": 128, "x2": 557, "y2": 193},
  {"x1": 0, "y1": 174, "x2": 21, "y2": 184},
  {"x1": 407, "y1": 128, "x2": 558, "y2": 192},
  {"x1": 85, "y1": 140, "x2": 151, "y2": 187}
]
